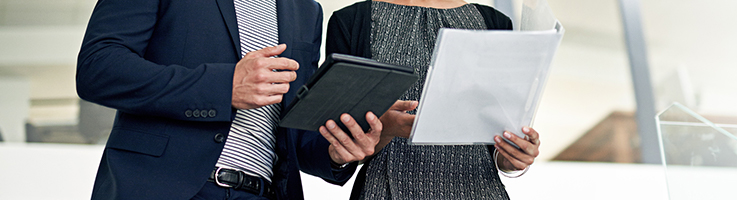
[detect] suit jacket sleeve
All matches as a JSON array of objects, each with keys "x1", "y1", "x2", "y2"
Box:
[
  {"x1": 77, "y1": 0, "x2": 234, "y2": 122},
  {"x1": 295, "y1": 5, "x2": 360, "y2": 185}
]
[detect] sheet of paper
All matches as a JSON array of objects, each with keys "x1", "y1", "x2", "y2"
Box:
[
  {"x1": 409, "y1": 0, "x2": 564, "y2": 145},
  {"x1": 519, "y1": 0, "x2": 558, "y2": 31}
]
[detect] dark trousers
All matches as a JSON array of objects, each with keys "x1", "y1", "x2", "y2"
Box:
[{"x1": 191, "y1": 181, "x2": 271, "y2": 200}]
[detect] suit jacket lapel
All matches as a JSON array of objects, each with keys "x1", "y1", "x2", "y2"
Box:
[
  {"x1": 215, "y1": 0, "x2": 242, "y2": 58},
  {"x1": 276, "y1": 0, "x2": 293, "y2": 58}
]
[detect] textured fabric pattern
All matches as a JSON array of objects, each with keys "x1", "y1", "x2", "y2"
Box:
[
  {"x1": 360, "y1": 2, "x2": 510, "y2": 199},
  {"x1": 216, "y1": 0, "x2": 280, "y2": 183}
]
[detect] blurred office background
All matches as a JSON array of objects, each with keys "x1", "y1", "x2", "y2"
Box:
[{"x1": 1, "y1": 0, "x2": 735, "y2": 199}]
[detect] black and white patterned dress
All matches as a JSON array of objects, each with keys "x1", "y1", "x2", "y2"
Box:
[{"x1": 357, "y1": 1, "x2": 511, "y2": 200}]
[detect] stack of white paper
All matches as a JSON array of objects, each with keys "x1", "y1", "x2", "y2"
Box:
[{"x1": 409, "y1": 0, "x2": 565, "y2": 144}]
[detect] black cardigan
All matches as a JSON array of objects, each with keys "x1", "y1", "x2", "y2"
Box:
[{"x1": 325, "y1": 0, "x2": 513, "y2": 60}]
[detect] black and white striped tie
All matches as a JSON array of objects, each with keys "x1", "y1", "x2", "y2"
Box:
[{"x1": 216, "y1": 0, "x2": 279, "y2": 182}]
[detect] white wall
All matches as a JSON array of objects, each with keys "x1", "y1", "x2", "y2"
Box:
[{"x1": 0, "y1": 144, "x2": 675, "y2": 200}]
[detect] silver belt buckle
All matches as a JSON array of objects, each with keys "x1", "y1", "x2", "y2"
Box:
[{"x1": 214, "y1": 167, "x2": 233, "y2": 188}]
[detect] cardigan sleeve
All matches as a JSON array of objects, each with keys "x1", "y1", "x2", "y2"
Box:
[
  {"x1": 325, "y1": 0, "x2": 373, "y2": 59},
  {"x1": 473, "y1": 3, "x2": 513, "y2": 30},
  {"x1": 325, "y1": 9, "x2": 354, "y2": 57}
]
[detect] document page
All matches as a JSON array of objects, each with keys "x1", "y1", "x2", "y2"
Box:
[{"x1": 409, "y1": 0, "x2": 564, "y2": 144}]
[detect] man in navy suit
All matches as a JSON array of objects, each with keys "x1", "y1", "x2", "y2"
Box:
[{"x1": 77, "y1": 0, "x2": 382, "y2": 199}]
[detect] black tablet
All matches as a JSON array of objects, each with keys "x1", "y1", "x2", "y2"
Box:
[{"x1": 279, "y1": 53, "x2": 418, "y2": 133}]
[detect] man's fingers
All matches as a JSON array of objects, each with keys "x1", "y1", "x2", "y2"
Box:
[
  {"x1": 258, "y1": 82, "x2": 290, "y2": 95},
  {"x1": 330, "y1": 143, "x2": 356, "y2": 164},
  {"x1": 245, "y1": 44, "x2": 287, "y2": 58},
  {"x1": 270, "y1": 70, "x2": 298, "y2": 83},
  {"x1": 244, "y1": 45, "x2": 299, "y2": 72},
  {"x1": 320, "y1": 125, "x2": 358, "y2": 164},
  {"x1": 231, "y1": 44, "x2": 299, "y2": 110},
  {"x1": 328, "y1": 141, "x2": 355, "y2": 165},
  {"x1": 319, "y1": 126, "x2": 339, "y2": 145},
  {"x1": 335, "y1": 113, "x2": 381, "y2": 161},
  {"x1": 326, "y1": 119, "x2": 365, "y2": 158},
  {"x1": 325, "y1": 120, "x2": 350, "y2": 145},
  {"x1": 366, "y1": 112, "x2": 382, "y2": 138},
  {"x1": 254, "y1": 95, "x2": 283, "y2": 107},
  {"x1": 267, "y1": 57, "x2": 300, "y2": 71},
  {"x1": 321, "y1": 114, "x2": 383, "y2": 164},
  {"x1": 241, "y1": 83, "x2": 289, "y2": 98},
  {"x1": 232, "y1": 90, "x2": 283, "y2": 109},
  {"x1": 244, "y1": 66, "x2": 296, "y2": 84},
  {"x1": 340, "y1": 114, "x2": 369, "y2": 142}
]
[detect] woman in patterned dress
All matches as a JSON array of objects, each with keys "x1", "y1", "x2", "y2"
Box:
[{"x1": 319, "y1": 0, "x2": 542, "y2": 199}]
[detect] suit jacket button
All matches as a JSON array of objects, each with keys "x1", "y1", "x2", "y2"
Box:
[
  {"x1": 208, "y1": 109, "x2": 217, "y2": 118},
  {"x1": 200, "y1": 110, "x2": 208, "y2": 118},
  {"x1": 214, "y1": 133, "x2": 225, "y2": 143},
  {"x1": 185, "y1": 110, "x2": 193, "y2": 118},
  {"x1": 193, "y1": 109, "x2": 201, "y2": 117}
]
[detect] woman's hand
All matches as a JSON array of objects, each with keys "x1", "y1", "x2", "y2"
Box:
[
  {"x1": 375, "y1": 100, "x2": 418, "y2": 153},
  {"x1": 494, "y1": 126, "x2": 541, "y2": 172}
]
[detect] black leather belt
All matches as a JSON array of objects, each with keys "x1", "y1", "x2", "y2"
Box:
[{"x1": 207, "y1": 167, "x2": 276, "y2": 199}]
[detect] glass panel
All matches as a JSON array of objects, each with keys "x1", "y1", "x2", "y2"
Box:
[{"x1": 656, "y1": 102, "x2": 737, "y2": 200}]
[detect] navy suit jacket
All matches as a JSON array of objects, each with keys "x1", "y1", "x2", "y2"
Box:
[{"x1": 77, "y1": 0, "x2": 356, "y2": 199}]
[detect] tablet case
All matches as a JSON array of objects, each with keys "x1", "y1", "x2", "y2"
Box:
[{"x1": 279, "y1": 53, "x2": 418, "y2": 133}]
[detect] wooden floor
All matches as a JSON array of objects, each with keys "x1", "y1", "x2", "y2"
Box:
[
  {"x1": 553, "y1": 111, "x2": 641, "y2": 163},
  {"x1": 553, "y1": 111, "x2": 737, "y2": 163}
]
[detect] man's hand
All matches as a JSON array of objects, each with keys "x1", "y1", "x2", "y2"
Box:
[
  {"x1": 232, "y1": 44, "x2": 299, "y2": 110},
  {"x1": 318, "y1": 112, "x2": 382, "y2": 165}
]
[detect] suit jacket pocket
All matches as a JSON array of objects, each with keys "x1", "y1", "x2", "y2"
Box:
[
  {"x1": 290, "y1": 41, "x2": 319, "y2": 53},
  {"x1": 106, "y1": 128, "x2": 169, "y2": 157}
]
